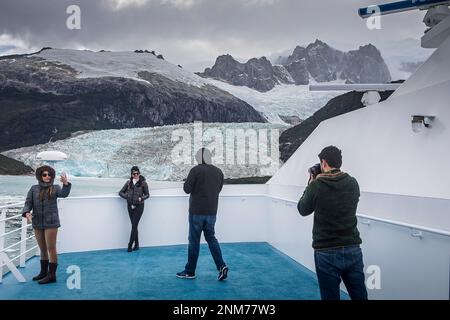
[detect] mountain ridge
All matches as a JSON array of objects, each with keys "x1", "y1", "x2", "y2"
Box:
[{"x1": 197, "y1": 39, "x2": 391, "y2": 92}]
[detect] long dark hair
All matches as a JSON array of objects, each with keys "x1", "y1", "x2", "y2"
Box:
[
  {"x1": 39, "y1": 186, "x2": 55, "y2": 202},
  {"x1": 35, "y1": 165, "x2": 56, "y2": 201}
]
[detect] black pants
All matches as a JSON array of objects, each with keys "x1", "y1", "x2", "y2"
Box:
[{"x1": 127, "y1": 203, "x2": 144, "y2": 246}]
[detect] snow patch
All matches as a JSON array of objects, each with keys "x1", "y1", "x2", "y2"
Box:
[
  {"x1": 34, "y1": 48, "x2": 209, "y2": 88},
  {"x1": 206, "y1": 79, "x2": 344, "y2": 124}
]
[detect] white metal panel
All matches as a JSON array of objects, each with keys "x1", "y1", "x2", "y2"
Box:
[
  {"x1": 358, "y1": 220, "x2": 450, "y2": 299},
  {"x1": 57, "y1": 191, "x2": 269, "y2": 254}
]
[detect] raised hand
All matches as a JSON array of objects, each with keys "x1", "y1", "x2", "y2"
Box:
[{"x1": 60, "y1": 174, "x2": 69, "y2": 185}]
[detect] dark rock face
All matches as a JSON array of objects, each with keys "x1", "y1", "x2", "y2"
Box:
[
  {"x1": 0, "y1": 55, "x2": 266, "y2": 152},
  {"x1": 198, "y1": 40, "x2": 391, "y2": 92},
  {"x1": 272, "y1": 65, "x2": 295, "y2": 84},
  {"x1": 278, "y1": 115, "x2": 302, "y2": 126},
  {"x1": 279, "y1": 90, "x2": 395, "y2": 163},
  {"x1": 197, "y1": 55, "x2": 279, "y2": 92},
  {"x1": 284, "y1": 59, "x2": 309, "y2": 85},
  {"x1": 0, "y1": 154, "x2": 34, "y2": 175},
  {"x1": 340, "y1": 44, "x2": 391, "y2": 84},
  {"x1": 285, "y1": 46, "x2": 308, "y2": 65},
  {"x1": 304, "y1": 40, "x2": 344, "y2": 82}
]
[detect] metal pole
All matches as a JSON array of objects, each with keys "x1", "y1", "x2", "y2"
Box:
[
  {"x1": 0, "y1": 209, "x2": 6, "y2": 282},
  {"x1": 20, "y1": 217, "x2": 27, "y2": 267}
]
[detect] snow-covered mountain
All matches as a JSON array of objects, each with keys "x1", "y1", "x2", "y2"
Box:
[
  {"x1": 0, "y1": 48, "x2": 266, "y2": 152},
  {"x1": 2, "y1": 123, "x2": 287, "y2": 180},
  {"x1": 36, "y1": 48, "x2": 207, "y2": 87},
  {"x1": 271, "y1": 38, "x2": 434, "y2": 82},
  {"x1": 198, "y1": 40, "x2": 391, "y2": 92}
]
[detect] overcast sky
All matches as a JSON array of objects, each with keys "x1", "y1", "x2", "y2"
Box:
[{"x1": 0, "y1": 0, "x2": 428, "y2": 71}]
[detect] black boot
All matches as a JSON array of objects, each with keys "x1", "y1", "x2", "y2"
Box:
[
  {"x1": 38, "y1": 262, "x2": 57, "y2": 284},
  {"x1": 127, "y1": 243, "x2": 133, "y2": 252},
  {"x1": 33, "y1": 259, "x2": 49, "y2": 281},
  {"x1": 133, "y1": 241, "x2": 139, "y2": 251}
]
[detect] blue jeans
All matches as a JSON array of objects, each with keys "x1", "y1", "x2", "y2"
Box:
[
  {"x1": 314, "y1": 245, "x2": 368, "y2": 300},
  {"x1": 185, "y1": 214, "x2": 226, "y2": 274}
]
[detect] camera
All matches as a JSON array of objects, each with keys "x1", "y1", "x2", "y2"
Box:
[{"x1": 308, "y1": 163, "x2": 322, "y2": 179}]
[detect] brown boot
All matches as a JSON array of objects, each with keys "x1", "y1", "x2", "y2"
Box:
[{"x1": 38, "y1": 262, "x2": 57, "y2": 284}]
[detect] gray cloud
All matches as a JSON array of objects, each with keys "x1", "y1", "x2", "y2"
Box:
[{"x1": 0, "y1": 0, "x2": 427, "y2": 71}]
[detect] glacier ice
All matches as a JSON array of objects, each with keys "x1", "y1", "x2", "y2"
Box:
[
  {"x1": 2, "y1": 123, "x2": 287, "y2": 181},
  {"x1": 206, "y1": 79, "x2": 343, "y2": 124}
]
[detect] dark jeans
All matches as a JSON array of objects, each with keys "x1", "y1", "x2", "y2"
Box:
[
  {"x1": 127, "y1": 203, "x2": 144, "y2": 246},
  {"x1": 185, "y1": 214, "x2": 226, "y2": 274},
  {"x1": 314, "y1": 245, "x2": 368, "y2": 300}
]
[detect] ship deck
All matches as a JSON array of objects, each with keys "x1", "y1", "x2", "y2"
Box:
[{"x1": 0, "y1": 242, "x2": 349, "y2": 300}]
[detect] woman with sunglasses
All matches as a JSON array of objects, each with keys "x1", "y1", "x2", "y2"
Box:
[
  {"x1": 119, "y1": 166, "x2": 149, "y2": 252},
  {"x1": 21, "y1": 165, "x2": 71, "y2": 284}
]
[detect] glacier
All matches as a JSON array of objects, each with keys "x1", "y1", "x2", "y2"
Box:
[
  {"x1": 2, "y1": 123, "x2": 287, "y2": 181},
  {"x1": 206, "y1": 79, "x2": 343, "y2": 124}
]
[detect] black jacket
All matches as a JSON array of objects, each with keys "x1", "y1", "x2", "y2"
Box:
[
  {"x1": 297, "y1": 169, "x2": 362, "y2": 250},
  {"x1": 119, "y1": 175, "x2": 150, "y2": 205},
  {"x1": 183, "y1": 164, "x2": 224, "y2": 215}
]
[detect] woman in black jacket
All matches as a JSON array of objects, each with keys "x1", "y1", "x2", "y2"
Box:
[
  {"x1": 119, "y1": 166, "x2": 149, "y2": 252},
  {"x1": 22, "y1": 165, "x2": 71, "y2": 284}
]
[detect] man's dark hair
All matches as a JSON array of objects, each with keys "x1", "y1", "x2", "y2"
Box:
[{"x1": 318, "y1": 146, "x2": 342, "y2": 169}]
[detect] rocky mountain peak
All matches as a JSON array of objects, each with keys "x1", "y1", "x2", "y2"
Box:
[
  {"x1": 198, "y1": 40, "x2": 392, "y2": 92},
  {"x1": 354, "y1": 43, "x2": 383, "y2": 61}
]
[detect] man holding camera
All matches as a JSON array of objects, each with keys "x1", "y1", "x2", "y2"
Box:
[{"x1": 297, "y1": 146, "x2": 368, "y2": 300}]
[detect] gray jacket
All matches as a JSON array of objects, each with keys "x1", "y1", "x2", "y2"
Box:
[{"x1": 21, "y1": 183, "x2": 72, "y2": 229}]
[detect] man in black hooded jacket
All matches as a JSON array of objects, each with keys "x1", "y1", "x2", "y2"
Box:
[{"x1": 176, "y1": 148, "x2": 228, "y2": 281}]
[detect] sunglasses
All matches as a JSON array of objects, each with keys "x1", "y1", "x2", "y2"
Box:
[
  {"x1": 132, "y1": 172, "x2": 140, "y2": 176},
  {"x1": 41, "y1": 173, "x2": 52, "y2": 178}
]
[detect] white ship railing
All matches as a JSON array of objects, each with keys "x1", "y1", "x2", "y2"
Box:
[
  {"x1": 0, "y1": 203, "x2": 38, "y2": 283},
  {"x1": 268, "y1": 195, "x2": 450, "y2": 237}
]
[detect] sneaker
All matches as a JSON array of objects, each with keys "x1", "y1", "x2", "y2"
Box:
[
  {"x1": 218, "y1": 265, "x2": 228, "y2": 281},
  {"x1": 176, "y1": 270, "x2": 196, "y2": 279}
]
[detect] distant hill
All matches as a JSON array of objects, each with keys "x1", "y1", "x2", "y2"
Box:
[{"x1": 0, "y1": 154, "x2": 33, "y2": 175}]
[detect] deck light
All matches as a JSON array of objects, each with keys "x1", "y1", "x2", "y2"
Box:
[{"x1": 411, "y1": 115, "x2": 435, "y2": 133}]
